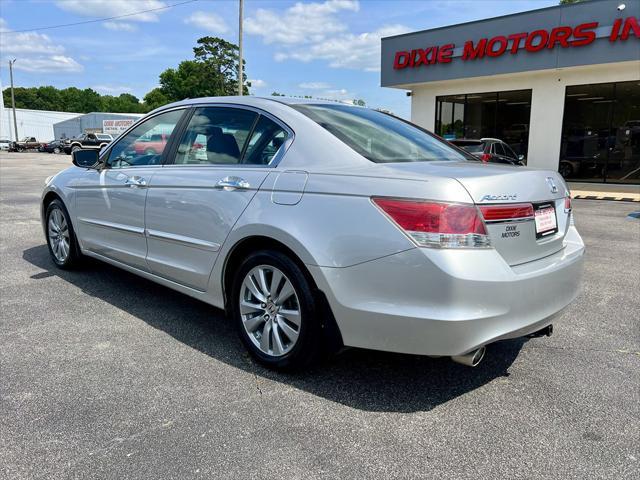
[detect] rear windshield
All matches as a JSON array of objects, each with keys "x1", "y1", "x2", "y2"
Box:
[
  {"x1": 459, "y1": 144, "x2": 484, "y2": 153},
  {"x1": 292, "y1": 104, "x2": 469, "y2": 163}
]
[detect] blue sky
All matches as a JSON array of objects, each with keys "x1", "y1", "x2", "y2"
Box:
[{"x1": 0, "y1": 0, "x2": 558, "y2": 117}]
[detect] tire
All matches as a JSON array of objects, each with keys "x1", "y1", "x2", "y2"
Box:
[
  {"x1": 559, "y1": 162, "x2": 573, "y2": 179},
  {"x1": 71, "y1": 145, "x2": 81, "y2": 153},
  {"x1": 231, "y1": 250, "x2": 323, "y2": 371},
  {"x1": 45, "y1": 199, "x2": 83, "y2": 269},
  {"x1": 53, "y1": 147, "x2": 61, "y2": 154}
]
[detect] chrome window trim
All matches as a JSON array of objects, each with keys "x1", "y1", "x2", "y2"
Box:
[
  {"x1": 163, "y1": 102, "x2": 295, "y2": 169},
  {"x1": 98, "y1": 106, "x2": 190, "y2": 168}
]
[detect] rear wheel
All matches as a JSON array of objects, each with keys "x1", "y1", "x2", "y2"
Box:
[
  {"x1": 559, "y1": 162, "x2": 573, "y2": 179},
  {"x1": 53, "y1": 147, "x2": 61, "y2": 154},
  {"x1": 231, "y1": 250, "x2": 323, "y2": 371},
  {"x1": 71, "y1": 145, "x2": 81, "y2": 153},
  {"x1": 45, "y1": 199, "x2": 83, "y2": 269}
]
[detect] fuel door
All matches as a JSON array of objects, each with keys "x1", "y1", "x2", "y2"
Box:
[{"x1": 271, "y1": 170, "x2": 309, "y2": 206}]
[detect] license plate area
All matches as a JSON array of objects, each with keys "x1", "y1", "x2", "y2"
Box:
[{"x1": 533, "y1": 202, "x2": 558, "y2": 239}]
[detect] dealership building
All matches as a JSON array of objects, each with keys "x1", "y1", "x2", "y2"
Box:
[{"x1": 382, "y1": 0, "x2": 640, "y2": 184}]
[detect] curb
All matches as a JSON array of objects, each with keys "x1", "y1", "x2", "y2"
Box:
[{"x1": 572, "y1": 194, "x2": 640, "y2": 202}]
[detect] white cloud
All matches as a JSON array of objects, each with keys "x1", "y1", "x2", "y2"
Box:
[
  {"x1": 93, "y1": 85, "x2": 134, "y2": 94},
  {"x1": 55, "y1": 0, "x2": 166, "y2": 22},
  {"x1": 184, "y1": 11, "x2": 229, "y2": 34},
  {"x1": 0, "y1": 18, "x2": 83, "y2": 73},
  {"x1": 245, "y1": 1, "x2": 409, "y2": 72},
  {"x1": 103, "y1": 22, "x2": 137, "y2": 32},
  {"x1": 248, "y1": 79, "x2": 266, "y2": 89},
  {"x1": 246, "y1": 0, "x2": 358, "y2": 45},
  {"x1": 298, "y1": 82, "x2": 331, "y2": 89}
]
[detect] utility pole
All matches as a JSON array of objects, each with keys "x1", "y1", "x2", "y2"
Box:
[
  {"x1": 238, "y1": 0, "x2": 244, "y2": 96},
  {"x1": 9, "y1": 59, "x2": 19, "y2": 141}
]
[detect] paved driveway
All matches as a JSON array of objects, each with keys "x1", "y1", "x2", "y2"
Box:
[{"x1": 1, "y1": 152, "x2": 639, "y2": 479}]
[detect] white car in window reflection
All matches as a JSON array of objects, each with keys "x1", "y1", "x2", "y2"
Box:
[{"x1": 41, "y1": 97, "x2": 585, "y2": 370}]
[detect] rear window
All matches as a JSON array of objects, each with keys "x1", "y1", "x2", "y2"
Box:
[
  {"x1": 292, "y1": 104, "x2": 469, "y2": 163},
  {"x1": 459, "y1": 144, "x2": 484, "y2": 153}
]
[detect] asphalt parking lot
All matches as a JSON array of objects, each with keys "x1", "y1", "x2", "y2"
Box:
[{"x1": 1, "y1": 151, "x2": 639, "y2": 479}]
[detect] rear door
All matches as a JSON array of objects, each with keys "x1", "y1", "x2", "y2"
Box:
[{"x1": 144, "y1": 106, "x2": 291, "y2": 291}]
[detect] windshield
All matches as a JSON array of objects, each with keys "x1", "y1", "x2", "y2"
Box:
[{"x1": 292, "y1": 104, "x2": 469, "y2": 163}]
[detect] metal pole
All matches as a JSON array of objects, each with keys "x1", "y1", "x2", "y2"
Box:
[
  {"x1": 238, "y1": 0, "x2": 244, "y2": 96},
  {"x1": 9, "y1": 59, "x2": 19, "y2": 141}
]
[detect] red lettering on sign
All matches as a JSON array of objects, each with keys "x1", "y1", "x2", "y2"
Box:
[
  {"x1": 570, "y1": 22, "x2": 598, "y2": 46},
  {"x1": 391, "y1": 17, "x2": 638, "y2": 70},
  {"x1": 525, "y1": 30, "x2": 549, "y2": 52},
  {"x1": 462, "y1": 39, "x2": 487, "y2": 60},
  {"x1": 620, "y1": 16, "x2": 640, "y2": 40},
  {"x1": 507, "y1": 32, "x2": 528, "y2": 53},
  {"x1": 610, "y1": 18, "x2": 623, "y2": 41},
  {"x1": 547, "y1": 26, "x2": 573, "y2": 48},
  {"x1": 438, "y1": 43, "x2": 454, "y2": 63},
  {"x1": 393, "y1": 51, "x2": 410, "y2": 69},
  {"x1": 487, "y1": 36, "x2": 508, "y2": 57}
]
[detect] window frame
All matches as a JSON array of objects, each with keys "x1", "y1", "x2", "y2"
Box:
[
  {"x1": 161, "y1": 103, "x2": 295, "y2": 169},
  {"x1": 98, "y1": 106, "x2": 190, "y2": 170}
]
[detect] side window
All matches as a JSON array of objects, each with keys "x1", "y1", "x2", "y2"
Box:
[
  {"x1": 174, "y1": 107, "x2": 257, "y2": 165},
  {"x1": 243, "y1": 116, "x2": 289, "y2": 165},
  {"x1": 493, "y1": 143, "x2": 506, "y2": 156},
  {"x1": 106, "y1": 109, "x2": 184, "y2": 169},
  {"x1": 504, "y1": 143, "x2": 517, "y2": 159}
]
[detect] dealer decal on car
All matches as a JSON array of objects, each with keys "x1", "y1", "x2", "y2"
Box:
[{"x1": 502, "y1": 225, "x2": 520, "y2": 238}]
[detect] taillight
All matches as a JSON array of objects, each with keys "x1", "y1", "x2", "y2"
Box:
[
  {"x1": 479, "y1": 203, "x2": 534, "y2": 222},
  {"x1": 372, "y1": 198, "x2": 491, "y2": 248},
  {"x1": 564, "y1": 194, "x2": 572, "y2": 212},
  {"x1": 480, "y1": 153, "x2": 490, "y2": 162}
]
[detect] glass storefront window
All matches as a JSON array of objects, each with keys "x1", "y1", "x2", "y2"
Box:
[
  {"x1": 560, "y1": 81, "x2": 640, "y2": 184},
  {"x1": 435, "y1": 89, "x2": 532, "y2": 157}
]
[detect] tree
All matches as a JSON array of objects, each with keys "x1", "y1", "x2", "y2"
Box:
[
  {"x1": 157, "y1": 36, "x2": 249, "y2": 103},
  {"x1": 559, "y1": 0, "x2": 585, "y2": 4},
  {"x1": 354, "y1": 99, "x2": 366, "y2": 106},
  {"x1": 143, "y1": 88, "x2": 170, "y2": 111}
]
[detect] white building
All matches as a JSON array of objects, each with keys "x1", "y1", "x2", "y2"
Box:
[{"x1": 381, "y1": 0, "x2": 640, "y2": 184}]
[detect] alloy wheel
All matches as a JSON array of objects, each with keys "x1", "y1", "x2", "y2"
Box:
[
  {"x1": 239, "y1": 265, "x2": 301, "y2": 357},
  {"x1": 48, "y1": 208, "x2": 70, "y2": 263}
]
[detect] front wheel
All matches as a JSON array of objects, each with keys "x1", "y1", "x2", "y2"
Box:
[
  {"x1": 45, "y1": 199, "x2": 83, "y2": 269},
  {"x1": 53, "y1": 147, "x2": 61, "y2": 154},
  {"x1": 231, "y1": 250, "x2": 323, "y2": 371}
]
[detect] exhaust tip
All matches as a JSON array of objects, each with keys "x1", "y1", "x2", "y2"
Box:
[{"x1": 451, "y1": 346, "x2": 486, "y2": 367}]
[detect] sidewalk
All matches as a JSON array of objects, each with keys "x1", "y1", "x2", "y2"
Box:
[{"x1": 568, "y1": 182, "x2": 640, "y2": 202}]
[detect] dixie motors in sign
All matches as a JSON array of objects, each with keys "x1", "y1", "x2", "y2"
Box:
[{"x1": 393, "y1": 17, "x2": 639, "y2": 70}]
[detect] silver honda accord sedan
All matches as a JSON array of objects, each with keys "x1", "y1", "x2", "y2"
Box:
[{"x1": 41, "y1": 96, "x2": 585, "y2": 369}]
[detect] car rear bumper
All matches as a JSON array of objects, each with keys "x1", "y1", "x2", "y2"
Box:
[{"x1": 309, "y1": 226, "x2": 585, "y2": 356}]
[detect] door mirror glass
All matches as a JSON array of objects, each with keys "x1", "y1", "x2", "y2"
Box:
[{"x1": 72, "y1": 149, "x2": 100, "y2": 168}]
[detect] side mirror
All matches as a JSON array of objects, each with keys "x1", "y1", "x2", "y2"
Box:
[{"x1": 72, "y1": 149, "x2": 100, "y2": 168}]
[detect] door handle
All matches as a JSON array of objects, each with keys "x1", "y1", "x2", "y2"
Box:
[
  {"x1": 125, "y1": 176, "x2": 147, "y2": 188},
  {"x1": 216, "y1": 176, "x2": 250, "y2": 191}
]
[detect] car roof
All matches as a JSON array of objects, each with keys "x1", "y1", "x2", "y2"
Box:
[
  {"x1": 480, "y1": 137, "x2": 502, "y2": 143},
  {"x1": 149, "y1": 96, "x2": 355, "y2": 115}
]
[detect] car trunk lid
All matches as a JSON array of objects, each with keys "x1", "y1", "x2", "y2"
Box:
[{"x1": 375, "y1": 161, "x2": 570, "y2": 266}]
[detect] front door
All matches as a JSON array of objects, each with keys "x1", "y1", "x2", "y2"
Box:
[
  {"x1": 145, "y1": 106, "x2": 291, "y2": 291},
  {"x1": 74, "y1": 109, "x2": 186, "y2": 270}
]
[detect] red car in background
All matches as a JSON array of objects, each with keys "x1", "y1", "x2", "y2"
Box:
[
  {"x1": 133, "y1": 133, "x2": 169, "y2": 155},
  {"x1": 133, "y1": 134, "x2": 203, "y2": 156}
]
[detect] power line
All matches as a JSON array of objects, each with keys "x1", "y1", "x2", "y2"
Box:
[{"x1": 0, "y1": 0, "x2": 199, "y2": 35}]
